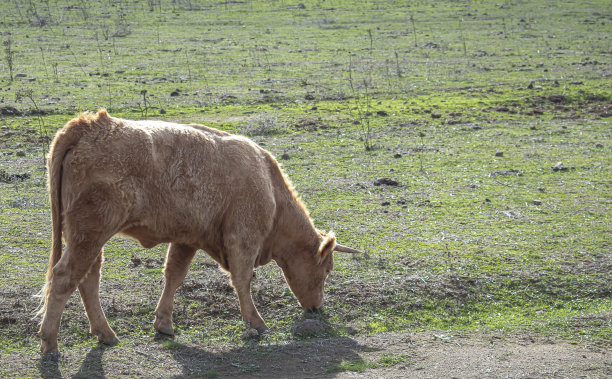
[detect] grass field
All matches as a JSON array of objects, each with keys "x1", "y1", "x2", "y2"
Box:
[{"x1": 0, "y1": 0, "x2": 610, "y2": 377}]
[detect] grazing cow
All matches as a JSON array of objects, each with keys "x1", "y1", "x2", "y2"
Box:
[{"x1": 36, "y1": 109, "x2": 361, "y2": 354}]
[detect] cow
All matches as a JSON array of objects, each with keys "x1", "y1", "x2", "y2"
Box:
[{"x1": 36, "y1": 109, "x2": 362, "y2": 354}]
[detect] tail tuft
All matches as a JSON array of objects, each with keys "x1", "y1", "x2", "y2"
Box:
[{"x1": 34, "y1": 111, "x2": 99, "y2": 320}]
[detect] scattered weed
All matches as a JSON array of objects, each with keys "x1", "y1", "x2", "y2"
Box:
[
  {"x1": 326, "y1": 359, "x2": 372, "y2": 373},
  {"x1": 239, "y1": 112, "x2": 287, "y2": 136}
]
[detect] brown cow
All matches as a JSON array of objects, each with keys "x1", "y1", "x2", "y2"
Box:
[{"x1": 36, "y1": 109, "x2": 361, "y2": 354}]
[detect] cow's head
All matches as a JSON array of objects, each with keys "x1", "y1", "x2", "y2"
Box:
[{"x1": 279, "y1": 231, "x2": 361, "y2": 311}]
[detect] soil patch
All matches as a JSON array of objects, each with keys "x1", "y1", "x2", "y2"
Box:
[{"x1": 5, "y1": 331, "x2": 609, "y2": 378}]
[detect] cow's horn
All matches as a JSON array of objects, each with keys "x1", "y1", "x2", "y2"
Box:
[{"x1": 334, "y1": 244, "x2": 363, "y2": 254}]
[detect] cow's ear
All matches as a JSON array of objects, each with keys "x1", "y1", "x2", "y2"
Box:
[{"x1": 316, "y1": 232, "x2": 336, "y2": 264}]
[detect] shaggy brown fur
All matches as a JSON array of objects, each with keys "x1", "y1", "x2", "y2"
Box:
[{"x1": 37, "y1": 109, "x2": 357, "y2": 354}]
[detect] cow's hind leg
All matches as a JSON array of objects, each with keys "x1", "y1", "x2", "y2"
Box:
[
  {"x1": 154, "y1": 243, "x2": 197, "y2": 335},
  {"x1": 78, "y1": 249, "x2": 118, "y2": 346},
  {"x1": 38, "y1": 239, "x2": 106, "y2": 354}
]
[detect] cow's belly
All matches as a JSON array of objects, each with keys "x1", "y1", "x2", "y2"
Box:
[{"x1": 121, "y1": 226, "x2": 169, "y2": 248}]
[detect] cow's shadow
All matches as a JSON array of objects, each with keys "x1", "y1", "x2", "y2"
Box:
[
  {"x1": 162, "y1": 314, "x2": 373, "y2": 377},
  {"x1": 37, "y1": 353, "x2": 62, "y2": 379},
  {"x1": 163, "y1": 334, "x2": 370, "y2": 378},
  {"x1": 37, "y1": 343, "x2": 109, "y2": 379},
  {"x1": 37, "y1": 316, "x2": 373, "y2": 378}
]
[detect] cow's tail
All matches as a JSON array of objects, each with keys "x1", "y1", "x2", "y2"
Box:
[{"x1": 35, "y1": 109, "x2": 110, "y2": 320}]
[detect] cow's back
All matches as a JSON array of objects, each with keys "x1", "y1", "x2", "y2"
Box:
[{"x1": 60, "y1": 114, "x2": 276, "y2": 250}]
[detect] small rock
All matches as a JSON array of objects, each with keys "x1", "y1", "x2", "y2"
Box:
[
  {"x1": 381, "y1": 201, "x2": 390, "y2": 206},
  {"x1": 376, "y1": 110, "x2": 388, "y2": 116},
  {"x1": 159, "y1": 108, "x2": 166, "y2": 114},
  {"x1": 130, "y1": 257, "x2": 142, "y2": 267},
  {"x1": 393, "y1": 153, "x2": 402, "y2": 158},
  {"x1": 547, "y1": 94, "x2": 567, "y2": 103},
  {"x1": 170, "y1": 91, "x2": 180, "y2": 97},
  {"x1": 374, "y1": 177, "x2": 399, "y2": 186},
  {"x1": 16, "y1": 151, "x2": 26, "y2": 157},
  {"x1": 595, "y1": 143, "x2": 603, "y2": 148},
  {"x1": 532, "y1": 200, "x2": 542, "y2": 205},
  {"x1": 495, "y1": 151, "x2": 504, "y2": 157},
  {"x1": 527, "y1": 82, "x2": 534, "y2": 89},
  {"x1": 304, "y1": 93, "x2": 315, "y2": 100},
  {"x1": 280, "y1": 153, "x2": 290, "y2": 160},
  {"x1": 297, "y1": 3, "x2": 306, "y2": 9},
  {"x1": 431, "y1": 113, "x2": 442, "y2": 119},
  {"x1": 292, "y1": 319, "x2": 327, "y2": 337},
  {"x1": 15, "y1": 73, "x2": 27, "y2": 78},
  {"x1": 551, "y1": 162, "x2": 568, "y2": 172},
  {"x1": 570, "y1": 80, "x2": 583, "y2": 85}
]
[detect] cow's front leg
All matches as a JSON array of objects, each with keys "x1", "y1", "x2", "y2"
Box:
[
  {"x1": 154, "y1": 243, "x2": 197, "y2": 335},
  {"x1": 228, "y1": 254, "x2": 267, "y2": 334}
]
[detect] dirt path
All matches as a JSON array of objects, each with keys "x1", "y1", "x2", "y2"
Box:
[
  {"x1": 336, "y1": 332, "x2": 611, "y2": 378},
  {"x1": 16, "y1": 331, "x2": 608, "y2": 378}
]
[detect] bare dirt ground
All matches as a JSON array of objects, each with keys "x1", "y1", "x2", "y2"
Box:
[
  {"x1": 8, "y1": 331, "x2": 605, "y2": 378},
  {"x1": 339, "y1": 332, "x2": 611, "y2": 378}
]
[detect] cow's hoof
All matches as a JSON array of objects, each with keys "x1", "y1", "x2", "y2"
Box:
[
  {"x1": 40, "y1": 342, "x2": 59, "y2": 355},
  {"x1": 241, "y1": 327, "x2": 260, "y2": 340},
  {"x1": 97, "y1": 333, "x2": 120, "y2": 346},
  {"x1": 155, "y1": 323, "x2": 175, "y2": 336},
  {"x1": 154, "y1": 312, "x2": 175, "y2": 336},
  {"x1": 255, "y1": 324, "x2": 268, "y2": 335},
  {"x1": 38, "y1": 332, "x2": 59, "y2": 355}
]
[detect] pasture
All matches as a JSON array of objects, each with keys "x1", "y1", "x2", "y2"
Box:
[{"x1": 0, "y1": 0, "x2": 610, "y2": 376}]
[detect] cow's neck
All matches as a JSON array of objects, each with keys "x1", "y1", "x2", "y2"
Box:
[
  {"x1": 266, "y1": 192, "x2": 320, "y2": 266},
  {"x1": 259, "y1": 152, "x2": 321, "y2": 267}
]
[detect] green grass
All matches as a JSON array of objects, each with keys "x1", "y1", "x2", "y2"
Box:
[
  {"x1": 327, "y1": 353, "x2": 412, "y2": 373},
  {"x1": 0, "y1": 0, "x2": 610, "y2": 375},
  {"x1": 326, "y1": 359, "x2": 372, "y2": 373}
]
